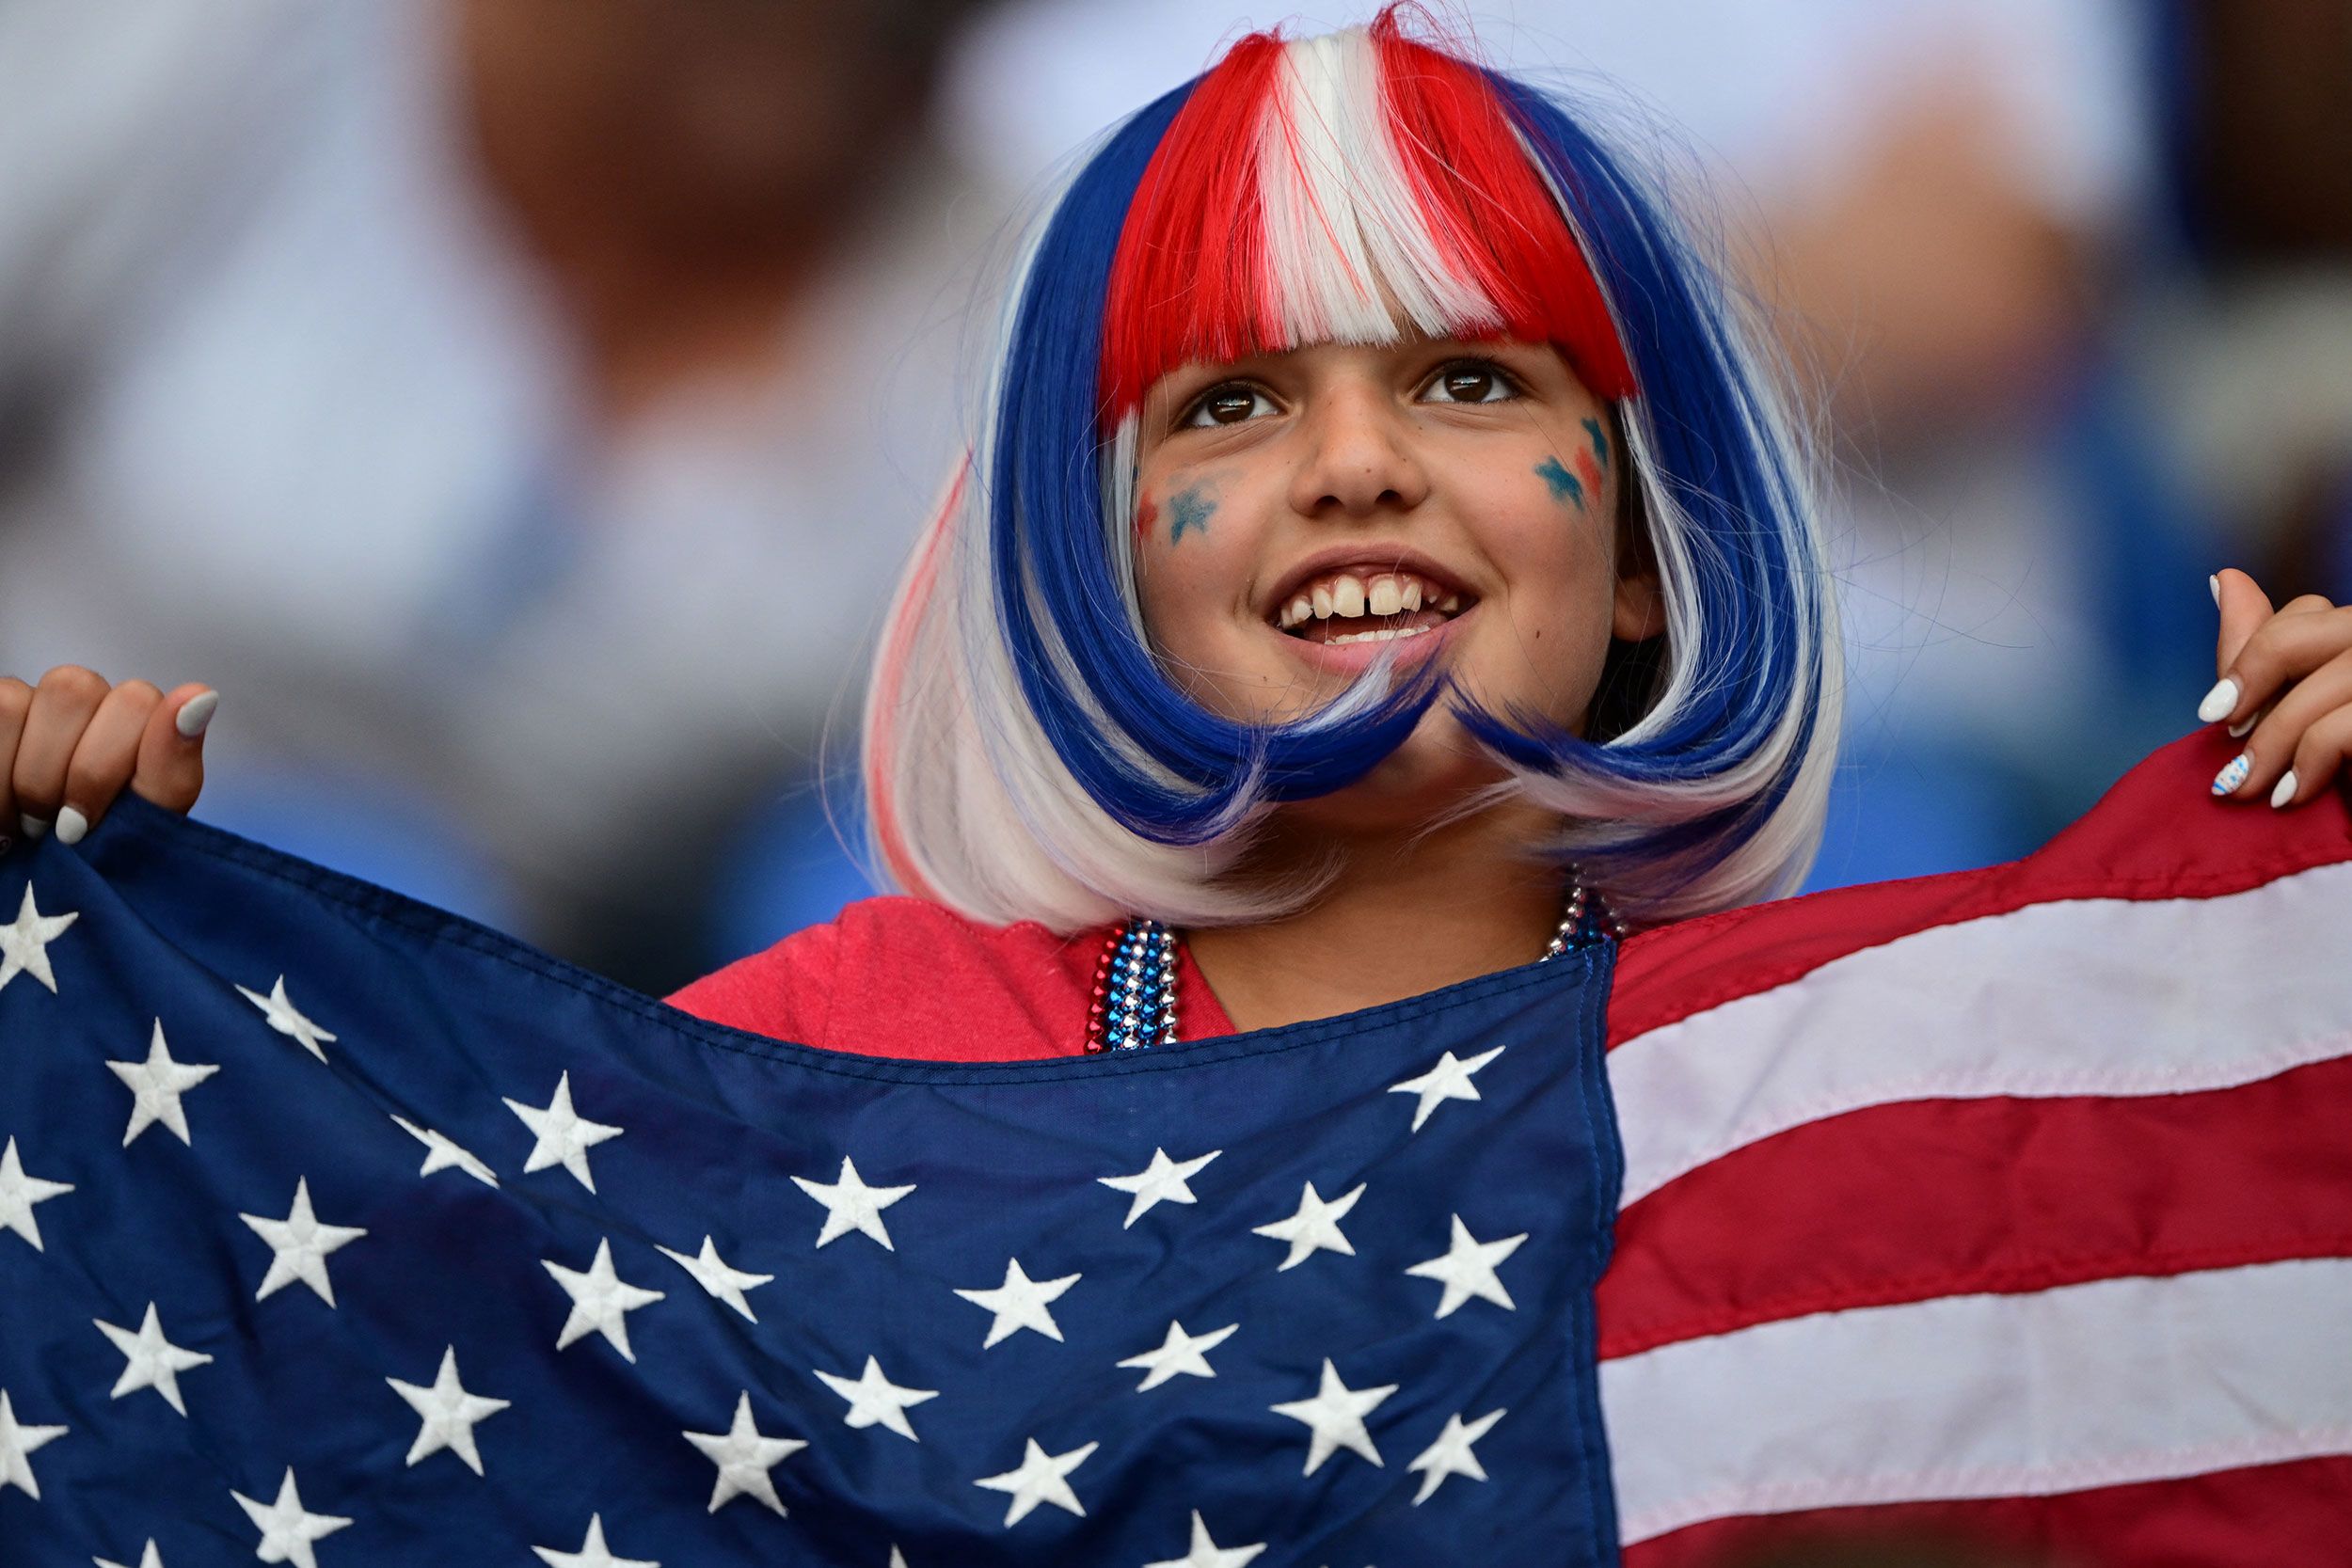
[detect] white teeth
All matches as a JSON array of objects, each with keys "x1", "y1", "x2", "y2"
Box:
[
  {"x1": 1285, "y1": 595, "x2": 1312, "y2": 628},
  {"x1": 1368, "y1": 576, "x2": 1403, "y2": 616},
  {"x1": 1439, "y1": 593, "x2": 1461, "y2": 613},
  {"x1": 1327, "y1": 625, "x2": 1433, "y2": 645},
  {"x1": 1331, "y1": 576, "x2": 1366, "y2": 617},
  {"x1": 1274, "y1": 569, "x2": 1470, "y2": 632},
  {"x1": 1401, "y1": 579, "x2": 1422, "y2": 612},
  {"x1": 1311, "y1": 584, "x2": 1333, "y2": 619}
]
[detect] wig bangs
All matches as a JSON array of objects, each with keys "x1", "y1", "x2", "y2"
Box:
[{"x1": 1098, "y1": 16, "x2": 1636, "y2": 428}]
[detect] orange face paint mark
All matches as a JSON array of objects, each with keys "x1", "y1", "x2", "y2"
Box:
[
  {"x1": 1573, "y1": 447, "x2": 1603, "y2": 504},
  {"x1": 1136, "y1": 497, "x2": 1160, "y2": 539}
]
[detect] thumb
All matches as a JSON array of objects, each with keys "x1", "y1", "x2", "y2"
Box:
[
  {"x1": 2215, "y1": 568, "x2": 2275, "y2": 675},
  {"x1": 131, "y1": 685, "x2": 215, "y2": 814}
]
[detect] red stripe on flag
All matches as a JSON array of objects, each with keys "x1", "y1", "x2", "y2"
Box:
[
  {"x1": 1622, "y1": 1452, "x2": 2352, "y2": 1568},
  {"x1": 1609, "y1": 731, "x2": 2352, "y2": 1050},
  {"x1": 1598, "y1": 1053, "x2": 2352, "y2": 1359}
]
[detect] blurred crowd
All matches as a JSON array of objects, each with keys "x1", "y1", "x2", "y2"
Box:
[{"x1": 2, "y1": 0, "x2": 2346, "y2": 999}]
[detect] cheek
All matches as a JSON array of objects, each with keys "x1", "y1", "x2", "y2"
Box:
[{"x1": 1133, "y1": 484, "x2": 1257, "y2": 662}]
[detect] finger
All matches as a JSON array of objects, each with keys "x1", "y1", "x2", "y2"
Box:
[
  {"x1": 131, "y1": 684, "x2": 215, "y2": 815},
  {"x1": 0, "y1": 677, "x2": 28, "y2": 853},
  {"x1": 2211, "y1": 644, "x2": 2352, "y2": 802},
  {"x1": 11, "y1": 665, "x2": 109, "y2": 837},
  {"x1": 2215, "y1": 568, "x2": 2277, "y2": 675},
  {"x1": 57, "y1": 680, "x2": 164, "y2": 843},
  {"x1": 2268, "y1": 705, "x2": 2352, "y2": 812},
  {"x1": 2198, "y1": 602, "x2": 2352, "y2": 728}
]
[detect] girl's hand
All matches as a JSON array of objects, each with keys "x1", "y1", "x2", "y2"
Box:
[
  {"x1": 2201, "y1": 571, "x2": 2352, "y2": 811},
  {"x1": 1, "y1": 668, "x2": 215, "y2": 854}
]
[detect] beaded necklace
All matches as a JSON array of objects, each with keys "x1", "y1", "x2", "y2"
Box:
[{"x1": 1083, "y1": 876, "x2": 1623, "y2": 1053}]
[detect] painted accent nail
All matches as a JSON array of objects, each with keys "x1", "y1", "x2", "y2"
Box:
[
  {"x1": 2229, "y1": 712, "x2": 2256, "y2": 739},
  {"x1": 18, "y1": 813, "x2": 48, "y2": 840},
  {"x1": 2211, "y1": 752, "x2": 2252, "y2": 796},
  {"x1": 2270, "y1": 769, "x2": 2298, "y2": 809},
  {"x1": 176, "y1": 689, "x2": 219, "y2": 739},
  {"x1": 55, "y1": 806, "x2": 87, "y2": 846},
  {"x1": 2197, "y1": 678, "x2": 2240, "y2": 723},
  {"x1": 2209, "y1": 574, "x2": 2220, "y2": 607}
]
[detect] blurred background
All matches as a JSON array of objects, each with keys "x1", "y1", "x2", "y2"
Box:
[{"x1": 2, "y1": 0, "x2": 2346, "y2": 1000}]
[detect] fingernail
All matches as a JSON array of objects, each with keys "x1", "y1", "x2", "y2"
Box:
[
  {"x1": 2197, "y1": 677, "x2": 2240, "y2": 723},
  {"x1": 2209, "y1": 573, "x2": 2220, "y2": 607},
  {"x1": 2270, "y1": 769, "x2": 2298, "y2": 809},
  {"x1": 2229, "y1": 712, "x2": 2257, "y2": 738},
  {"x1": 2211, "y1": 752, "x2": 2252, "y2": 796},
  {"x1": 55, "y1": 806, "x2": 87, "y2": 846},
  {"x1": 176, "y1": 689, "x2": 218, "y2": 739},
  {"x1": 18, "y1": 813, "x2": 48, "y2": 840}
]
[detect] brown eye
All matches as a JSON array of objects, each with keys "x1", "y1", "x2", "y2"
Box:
[
  {"x1": 1181, "y1": 383, "x2": 1274, "y2": 429},
  {"x1": 1423, "y1": 360, "x2": 1518, "y2": 404}
]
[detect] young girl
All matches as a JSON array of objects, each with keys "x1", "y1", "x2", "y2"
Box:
[{"x1": 5, "y1": 10, "x2": 2349, "y2": 1055}]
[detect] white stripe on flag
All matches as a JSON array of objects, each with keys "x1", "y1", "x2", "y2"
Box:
[
  {"x1": 1611, "y1": 861, "x2": 2352, "y2": 1206},
  {"x1": 1602, "y1": 1256, "x2": 2352, "y2": 1545}
]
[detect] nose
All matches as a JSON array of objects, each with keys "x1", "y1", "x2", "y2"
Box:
[{"x1": 1287, "y1": 378, "x2": 1431, "y2": 520}]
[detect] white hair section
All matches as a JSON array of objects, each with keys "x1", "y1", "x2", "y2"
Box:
[{"x1": 1258, "y1": 29, "x2": 1500, "y2": 348}]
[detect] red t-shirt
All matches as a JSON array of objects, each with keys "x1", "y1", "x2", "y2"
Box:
[{"x1": 665, "y1": 895, "x2": 1237, "y2": 1062}]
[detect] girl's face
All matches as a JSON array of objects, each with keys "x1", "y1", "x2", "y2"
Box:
[{"x1": 1132, "y1": 334, "x2": 1662, "y2": 826}]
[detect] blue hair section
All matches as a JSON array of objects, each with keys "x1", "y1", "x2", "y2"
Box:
[
  {"x1": 989, "y1": 82, "x2": 1443, "y2": 844},
  {"x1": 1451, "y1": 76, "x2": 1830, "y2": 870}
]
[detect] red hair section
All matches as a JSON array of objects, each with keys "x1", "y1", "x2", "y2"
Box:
[
  {"x1": 1369, "y1": 15, "x2": 1636, "y2": 401},
  {"x1": 1096, "y1": 10, "x2": 1635, "y2": 426},
  {"x1": 1097, "y1": 31, "x2": 1286, "y2": 424}
]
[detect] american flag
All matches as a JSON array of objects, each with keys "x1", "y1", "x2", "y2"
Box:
[
  {"x1": 2, "y1": 731, "x2": 2347, "y2": 1567},
  {"x1": 0, "y1": 789, "x2": 1622, "y2": 1564}
]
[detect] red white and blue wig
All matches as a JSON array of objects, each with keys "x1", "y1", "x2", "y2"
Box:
[{"x1": 864, "y1": 10, "x2": 1839, "y2": 932}]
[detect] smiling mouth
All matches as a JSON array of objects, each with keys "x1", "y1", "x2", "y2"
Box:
[{"x1": 1272, "y1": 568, "x2": 1472, "y2": 645}]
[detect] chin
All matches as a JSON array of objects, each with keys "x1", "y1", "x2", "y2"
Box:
[{"x1": 1280, "y1": 718, "x2": 1512, "y2": 834}]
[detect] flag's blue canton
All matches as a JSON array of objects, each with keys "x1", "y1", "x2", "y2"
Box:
[{"x1": 0, "y1": 798, "x2": 1623, "y2": 1566}]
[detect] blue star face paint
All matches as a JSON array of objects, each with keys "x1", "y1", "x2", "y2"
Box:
[
  {"x1": 1535, "y1": 454, "x2": 1584, "y2": 510},
  {"x1": 1168, "y1": 483, "x2": 1216, "y2": 543},
  {"x1": 1581, "y1": 416, "x2": 1610, "y2": 471}
]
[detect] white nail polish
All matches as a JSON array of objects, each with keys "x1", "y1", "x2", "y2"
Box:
[
  {"x1": 2228, "y1": 713, "x2": 2256, "y2": 738},
  {"x1": 2209, "y1": 574, "x2": 2220, "y2": 606},
  {"x1": 177, "y1": 689, "x2": 218, "y2": 739},
  {"x1": 55, "y1": 806, "x2": 87, "y2": 846},
  {"x1": 2211, "y1": 752, "x2": 2252, "y2": 796},
  {"x1": 2197, "y1": 678, "x2": 2240, "y2": 723},
  {"x1": 18, "y1": 813, "x2": 48, "y2": 840},
  {"x1": 2270, "y1": 769, "x2": 2298, "y2": 809}
]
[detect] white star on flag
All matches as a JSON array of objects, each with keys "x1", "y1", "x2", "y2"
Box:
[
  {"x1": 1141, "y1": 1510, "x2": 1266, "y2": 1568},
  {"x1": 683, "y1": 1390, "x2": 806, "y2": 1515},
  {"x1": 239, "y1": 1177, "x2": 368, "y2": 1307},
  {"x1": 543, "y1": 1238, "x2": 666, "y2": 1362},
  {"x1": 233, "y1": 975, "x2": 337, "y2": 1063},
  {"x1": 387, "y1": 1346, "x2": 511, "y2": 1475},
  {"x1": 656, "y1": 1235, "x2": 773, "y2": 1323},
  {"x1": 94, "y1": 1302, "x2": 213, "y2": 1416},
  {"x1": 1388, "y1": 1045, "x2": 1505, "y2": 1132},
  {"x1": 1405, "y1": 1213, "x2": 1528, "y2": 1318},
  {"x1": 390, "y1": 1114, "x2": 500, "y2": 1187},
  {"x1": 814, "y1": 1355, "x2": 937, "y2": 1442},
  {"x1": 1249, "y1": 1180, "x2": 1365, "y2": 1271},
  {"x1": 792, "y1": 1156, "x2": 914, "y2": 1250},
  {"x1": 532, "y1": 1513, "x2": 657, "y2": 1568},
  {"x1": 975, "y1": 1436, "x2": 1098, "y2": 1527},
  {"x1": 504, "y1": 1070, "x2": 625, "y2": 1193},
  {"x1": 1118, "y1": 1320, "x2": 1238, "y2": 1391},
  {"x1": 93, "y1": 1541, "x2": 165, "y2": 1568},
  {"x1": 0, "y1": 1135, "x2": 72, "y2": 1252},
  {"x1": 954, "y1": 1257, "x2": 1081, "y2": 1348},
  {"x1": 1407, "y1": 1407, "x2": 1506, "y2": 1503},
  {"x1": 230, "y1": 1467, "x2": 352, "y2": 1568},
  {"x1": 1269, "y1": 1358, "x2": 1397, "y2": 1476},
  {"x1": 0, "y1": 883, "x2": 75, "y2": 994},
  {"x1": 1098, "y1": 1146, "x2": 1221, "y2": 1227},
  {"x1": 105, "y1": 1020, "x2": 218, "y2": 1148},
  {"x1": 0, "y1": 1388, "x2": 67, "y2": 1499}
]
